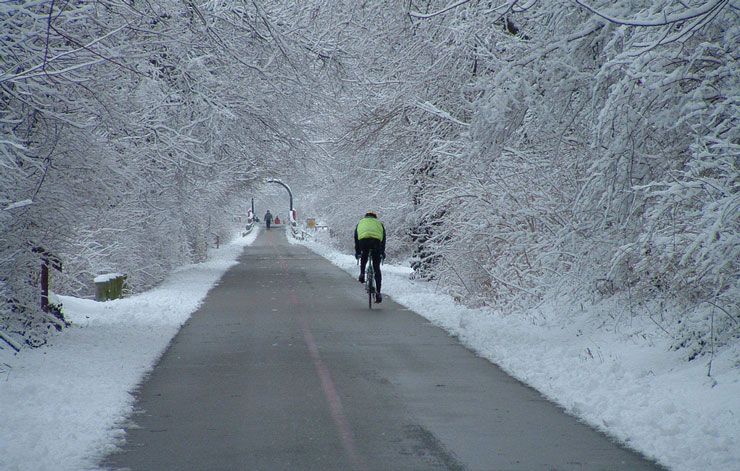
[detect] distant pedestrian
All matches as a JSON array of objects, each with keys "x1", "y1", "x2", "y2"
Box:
[{"x1": 264, "y1": 210, "x2": 273, "y2": 230}]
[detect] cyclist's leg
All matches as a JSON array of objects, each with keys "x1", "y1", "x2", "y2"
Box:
[
  {"x1": 370, "y1": 240, "x2": 382, "y2": 293},
  {"x1": 358, "y1": 239, "x2": 371, "y2": 281}
]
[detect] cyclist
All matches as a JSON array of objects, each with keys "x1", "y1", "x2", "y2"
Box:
[{"x1": 354, "y1": 211, "x2": 386, "y2": 303}]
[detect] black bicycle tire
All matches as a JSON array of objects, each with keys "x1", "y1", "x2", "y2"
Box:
[{"x1": 367, "y1": 250, "x2": 374, "y2": 309}]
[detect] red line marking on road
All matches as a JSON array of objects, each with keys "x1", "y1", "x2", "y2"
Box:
[
  {"x1": 298, "y1": 313, "x2": 364, "y2": 470},
  {"x1": 269, "y1": 233, "x2": 364, "y2": 469}
]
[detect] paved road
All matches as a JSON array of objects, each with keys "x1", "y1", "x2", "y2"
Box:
[{"x1": 103, "y1": 230, "x2": 663, "y2": 470}]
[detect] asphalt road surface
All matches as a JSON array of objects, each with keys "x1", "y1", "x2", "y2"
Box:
[{"x1": 103, "y1": 229, "x2": 663, "y2": 471}]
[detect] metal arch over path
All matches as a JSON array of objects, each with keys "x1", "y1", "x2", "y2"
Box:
[{"x1": 266, "y1": 179, "x2": 293, "y2": 215}]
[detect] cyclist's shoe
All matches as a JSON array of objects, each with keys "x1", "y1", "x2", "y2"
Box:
[
  {"x1": 358, "y1": 273, "x2": 365, "y2": 283},
  {"x1": 375, "y1": 292, "x2": 383, "y2": 303}
]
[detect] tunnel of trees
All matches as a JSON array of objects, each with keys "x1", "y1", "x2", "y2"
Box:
[{"x1": 2, "y1": 1, "x2": 737, "y2": 355}]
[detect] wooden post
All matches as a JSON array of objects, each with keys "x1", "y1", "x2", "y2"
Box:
[
  {"x1": 40, "y1": 258, "x2": 49, "y2": 312},
  {"x1": 33, "y1": 247, "x2": 62, "y2": 312}
]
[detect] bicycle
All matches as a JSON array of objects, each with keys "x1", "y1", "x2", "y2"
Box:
[{"x1": 364, "y1": 248, "x2": 376, "y2": 309}]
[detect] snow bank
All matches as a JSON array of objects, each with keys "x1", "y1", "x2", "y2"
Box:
[
  {"x1": 290, "y1": 236, "x2": 740, "y2": 471},
  {"x1": 0, "y1": 229, "x2": 259, "y2": 471}
]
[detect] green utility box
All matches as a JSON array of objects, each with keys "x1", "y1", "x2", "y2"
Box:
[{"x1": 94, "y1": 273, "x2": 127, "y2": 301}]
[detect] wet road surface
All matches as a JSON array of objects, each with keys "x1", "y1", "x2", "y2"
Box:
[{"x1": 103, "y1": 229, "x2": 663, "y2": 470}]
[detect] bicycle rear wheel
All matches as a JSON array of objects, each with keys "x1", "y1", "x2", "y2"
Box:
[
  {"x1": 366, "y1": 260, "x2": 375, "y2": 309},
  {"x1": 366, "y1": 278, "x2": 374, "y2": 309}
]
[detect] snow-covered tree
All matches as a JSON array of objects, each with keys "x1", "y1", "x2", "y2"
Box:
[
  {"x1": 0, "y1": 1, "x2": 318, "y2": 347},
  {"x1": 2, "y1": 0, "x2": 736, "y2": 357}
]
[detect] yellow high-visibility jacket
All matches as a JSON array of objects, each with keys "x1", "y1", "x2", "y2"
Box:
[{"x1": 354, "y1": 216, "x2": 386, "y2": 254}]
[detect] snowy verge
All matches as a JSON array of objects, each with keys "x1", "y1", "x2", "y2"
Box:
[
  {"x1": 289, "y1": 235, "x2": 739, "y2": 471},
  {"x1": 0, "y1": 229, "x2": 259, "y2": 471}
]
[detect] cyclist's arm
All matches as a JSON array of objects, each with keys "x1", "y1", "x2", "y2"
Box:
[
  {"x1": 381, "y1": 223, "x2": 386, "y2": 256},
  {"x1": 353, "y1": 226, "x2": 360, "y2": 254}
]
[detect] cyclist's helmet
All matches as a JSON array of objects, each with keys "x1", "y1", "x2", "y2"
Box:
[{"x1": 365, "y1": 211, "x2": 378, "y2": 218}]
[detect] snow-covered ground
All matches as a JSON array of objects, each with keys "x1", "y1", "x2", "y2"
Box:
[
  {"x1": 1, "y1": 227, "x2": 737, "y2": 471},
  {"x1": 0, "y1": 229, "x2": 259, "y2": 471}
]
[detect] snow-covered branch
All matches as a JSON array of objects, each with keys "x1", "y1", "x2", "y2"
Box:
[
  {"x1": 408, "y1": 0, "x2": 474, "y2": 19},
  {"x1": 574, "y1": 0, "x2": 727, "y2": 27}
]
